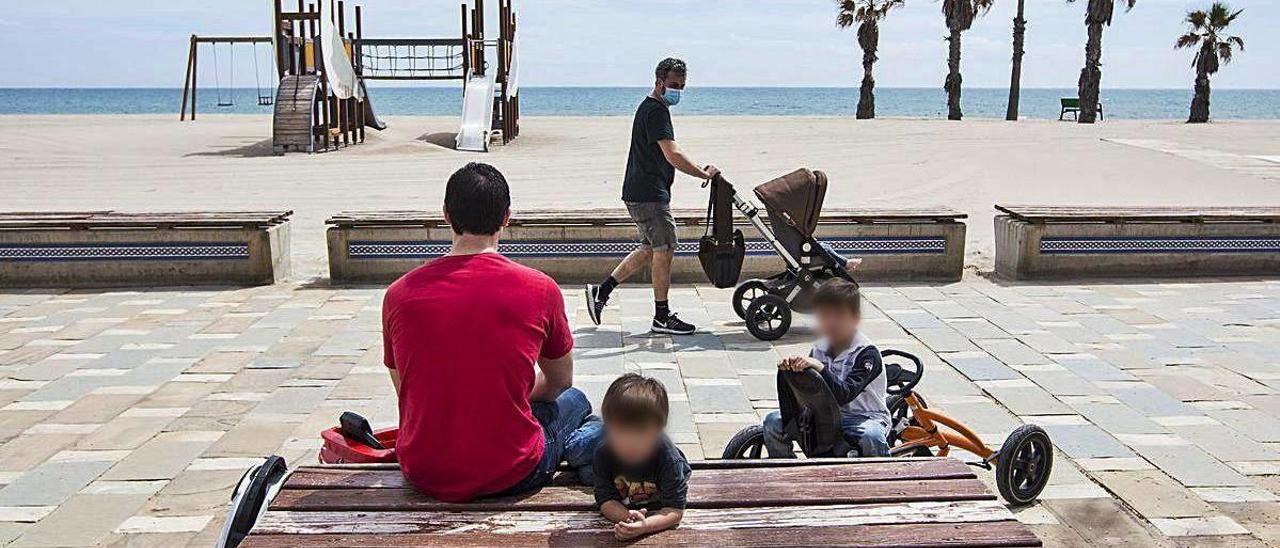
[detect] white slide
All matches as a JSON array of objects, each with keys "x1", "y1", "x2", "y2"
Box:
[{"x1": 456, "y1": 74, "x2": 496, "y2": 152}]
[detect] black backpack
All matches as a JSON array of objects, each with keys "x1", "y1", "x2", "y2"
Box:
[{"x1": 698, "y1": 175, "x2": 745, "y2": 288}]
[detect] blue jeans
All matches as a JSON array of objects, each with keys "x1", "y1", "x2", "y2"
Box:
[
  {"x1": 763, "y1": 410, "x2": 890, "y2": 458},
  {"x1": 495, "y1": 387, "x2": 604, "y2": 496}
]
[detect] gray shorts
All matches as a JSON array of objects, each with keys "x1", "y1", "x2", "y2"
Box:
[{"x1": 625, "y1": 201, "x2": 678, "y2": 252}]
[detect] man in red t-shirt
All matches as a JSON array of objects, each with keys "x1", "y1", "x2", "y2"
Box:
[{"x1": 382, "y1": 163, "x2": 603, "y2": 502}]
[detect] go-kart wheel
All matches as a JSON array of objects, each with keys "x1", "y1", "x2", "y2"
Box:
[
  {"x1": 996, "y1": 424, "x2": 1053, "y2": 506},
  {"x1": 732, "y1": 280, "x2": 771, "y2": 320},
  {"x1": 721, "y1": 425, "x2": 766, "y2": 459},
  {"x1": 746, "y1": 295, "x2": 792, "y2": 341}
]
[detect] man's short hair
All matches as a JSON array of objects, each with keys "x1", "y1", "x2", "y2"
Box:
[
  {"x1": 812, "y1": 279, "x2": 861, "y2": 316},
  {"x1": 602, "y1": 373, "x2": 669, "y2": 429},
  {"x1": 444, "y1": 162, "x2": 511, "y2": 236},
  {"x1": 655, "y1": 58, "x2": 687, "y2": 80}
]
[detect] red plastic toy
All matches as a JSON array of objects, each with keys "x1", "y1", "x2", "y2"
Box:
[{"x1": 319, "y1": 426, "x2": 399, "y2": 464}]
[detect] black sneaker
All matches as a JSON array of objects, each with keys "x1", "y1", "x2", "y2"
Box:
[
  {"x1": 584, "y1": 284, "x2": 605, "y2": 326},
  {"x1": 652, "y1": 313, "x2": 696, "y2": 335}
]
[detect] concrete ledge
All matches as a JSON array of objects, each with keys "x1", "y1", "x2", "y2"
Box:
[
  {"x1": 995, "y1": 212, "x2": 1280, "y2": 280},
  {"x1": 0, "y1": 211, "x2": 292, "y2": 287},
  {"x1": 326, "y1": 209, "x2": 966, "y2": 284}
]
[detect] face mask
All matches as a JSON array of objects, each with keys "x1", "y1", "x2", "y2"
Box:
[{"x1": 662, "y1": 88, "x2": 682, "y2": 106}]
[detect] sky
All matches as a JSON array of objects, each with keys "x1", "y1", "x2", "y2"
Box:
[{"x1": 0, "y1": 0, "x2": 1275, "y2": 89}]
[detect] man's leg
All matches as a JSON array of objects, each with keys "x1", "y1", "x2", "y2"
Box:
[
  {"x1": 762, "y1": 411, "x2": 796, "y2": 458},
  {"x1": 510, "y1": 387, "x2": 594, "y2": 493},
  {"x1": 562, "y1": 417, "x2": 604, "y2": 485},
  {"x1": 587, "y1": 202, "x2": 660, "y2": 326},
  {"x1": 841, "y1": 414, "x2": 890, "y2": 458},
  {"x1": 647, "y1": 205, "x2": 695, "y2": 335}
]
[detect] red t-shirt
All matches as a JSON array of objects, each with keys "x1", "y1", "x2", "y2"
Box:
[{"x1": 382, "y1": 253, "x2": 574, "y2": 502}]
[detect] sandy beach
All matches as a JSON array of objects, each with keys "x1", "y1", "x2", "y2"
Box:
[{"x1": 3, "y1": 114, "x2": 1279, "y2": 278}]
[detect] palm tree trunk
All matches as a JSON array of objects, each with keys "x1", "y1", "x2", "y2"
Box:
[
  {"x1": 1077, "y1": 22, "x2": 1103, "y2": 124},
  {"x1": 856, "y1": 22, "x2": 878, "y2": 120},
  {"x1": 1006, "y1": 0, "x2": 1026, "y2": 121},
  {"x1": 1188, "y1": 72, "x2": 1211, "y2": 123},
  {"x1": 945, "y1": 28, "x2": 963, "y2": 120}
]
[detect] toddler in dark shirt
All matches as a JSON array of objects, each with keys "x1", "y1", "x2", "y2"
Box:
[{"x1": 593, "y1": 373, "x2": 691, "y2": 541}]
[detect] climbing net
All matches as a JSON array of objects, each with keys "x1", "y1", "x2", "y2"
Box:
[{"x1": 357, "y1": 42, "x2": 466, "y2": 80}]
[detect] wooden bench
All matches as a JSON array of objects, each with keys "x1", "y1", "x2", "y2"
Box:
[
  {"x1": 0, "y1": 211, "x2": 292, "y2": 287},
  {"x1": 325, "y1": 207, "x2": 967, "y2": 284},
  {"x1": 237, "y1": 458, "x2": 1041, "y2": 547},
  {"x1": 994, "y1": 204, "x2": 1280, "y2": 279},
  {"x1": 1059, "y1": 98, "x2": 1102, "y2": 121}
]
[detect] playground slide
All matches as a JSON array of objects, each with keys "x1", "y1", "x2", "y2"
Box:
[
  {"x1": 360, "y1": 80, "x2": 388, "y2": 131},
  {"x1": 456, "y1": 74, "x2": 496, "y2": 152}
]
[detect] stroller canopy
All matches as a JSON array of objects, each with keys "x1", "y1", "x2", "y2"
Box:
[{"x1": 754, "y1": 168, "x2": 828, "y2": 237}]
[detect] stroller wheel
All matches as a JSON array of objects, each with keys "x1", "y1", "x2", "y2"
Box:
[
  {"x1": 732, "y1": 280, "x2": 771, "y2": 320},
  {"x1": 746, "y1": 295, "x2": 792, "y2": 341},
  {"x1": 721, "y1": 425, "x2": 766, "y2": 459},
  {"x1": 996, "y1": 424, "x2": 1054, "y2": 506}
]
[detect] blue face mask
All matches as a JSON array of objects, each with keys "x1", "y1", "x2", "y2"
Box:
[{"x1": 662, "y1": 88, "x2": 682, "y2": 106}]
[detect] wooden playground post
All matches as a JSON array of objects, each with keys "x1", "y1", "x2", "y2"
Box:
[
  {"x1": 355, "y1": 5, "x2": 366, "y2": 143},
  {"x1": 460, "y1": 4, "x2": 470, "y2": 78},
  {"x1": 273, "y1": 0, "x2": 285, "y2": 79},
  {"x1": 337, "y1": 0, "x2": 349, "y2": 147},
  {"x1": 180, "y1": 35, "x2": 196, "y2": 121}
]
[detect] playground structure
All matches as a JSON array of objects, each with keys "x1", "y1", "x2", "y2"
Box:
[{"x1": 180, "y1": 0, "x2": 520, "y2": 154}]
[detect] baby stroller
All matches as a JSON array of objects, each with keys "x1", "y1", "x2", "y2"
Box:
[{"x1": 702, "y1": 169, "x2": 856, "y2": 341}]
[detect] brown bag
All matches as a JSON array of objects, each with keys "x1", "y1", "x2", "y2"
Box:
[{"x1": 698, "y1": 175, "x2": 745, "y2": 288}]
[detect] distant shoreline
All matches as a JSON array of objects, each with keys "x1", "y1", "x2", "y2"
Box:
[{"x1": 2, "y1": 87, "x2": 1277, "y2": 119}]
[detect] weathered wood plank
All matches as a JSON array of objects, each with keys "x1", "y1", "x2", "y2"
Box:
[
  {"x1": 996, "y1": 204, "x2": 1280, "y2": 223},
  {"x1": 270, "y1": 478, "x2": 995, "y2": 512},
  {"x1": 285, "y1": 460, "x2": 974, "y2": 490},
  {"x1": 240, "y1": 521, "x2": 1041, "y2": 547},
  {"x1": 0, "y1": 210, "x2": 293, "y2": 229},
  {"x1": 254, "y1": 500, "x2": 1014, "y2": 535},
  {"x1": 326, "y1": 207, "x2": 967, "y2": 228}
]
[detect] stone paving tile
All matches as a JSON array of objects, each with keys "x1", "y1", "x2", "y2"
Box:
[
  {"x1": 9, "y1": 493, "x2": 151, "y2": 547},
  {"x1": 1093, "y1": 470, "x2": 1216, "y2": 518}
]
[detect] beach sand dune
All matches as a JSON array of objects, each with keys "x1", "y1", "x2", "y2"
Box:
[{"x1": 3, "y1": 114, "x2": 1278, "y2": 278}]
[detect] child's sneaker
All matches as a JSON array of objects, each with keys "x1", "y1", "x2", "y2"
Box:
[
  {"x1": 584, "y1": 284, "x2": 606, "y2": 326},
  {"x1": 652, "y1": 313, "x2": 696, "y2": 335}
]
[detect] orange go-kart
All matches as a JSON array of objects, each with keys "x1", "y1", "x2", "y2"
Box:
[{"x1": 721, "y1": 350, "x2": 1053, "y2": 506}]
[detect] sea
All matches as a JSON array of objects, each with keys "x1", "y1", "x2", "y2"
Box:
[{"x1": 1, "y1": 87, "x2": 1278, "y2": 120}]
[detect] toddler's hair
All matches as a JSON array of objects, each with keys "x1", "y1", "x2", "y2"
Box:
[
  {"x1": 601, "y1": 373, "x2": 669, "y2": 428},
  {"x1": 812, "y1": 279, "x2": 861, "y2": 316}
]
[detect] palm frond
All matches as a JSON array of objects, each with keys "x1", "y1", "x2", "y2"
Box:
[
  {"x1": 1174, "y1": 32, "x2": 1201, "y2": 49},
  {"x1": 1226, "y1": 35, "x2": 1245, "y2": 51},
  {"x1": 1217, "y1": 41, "x2": 1234, "y2": 64},
  {"x1": 1185, "y1": 10, "x2": 1208, "y2": 30}
]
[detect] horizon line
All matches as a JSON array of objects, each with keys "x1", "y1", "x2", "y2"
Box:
[{"x1": 2, "y1": 85, "x2": 1279, "y2": 91}]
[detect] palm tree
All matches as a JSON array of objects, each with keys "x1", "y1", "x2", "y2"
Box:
[
  {"x1": 1176, "y1": 3, "x2": 1244, "y2": 123},
  {"x1": 838, "y1": 0, "x2": 904, "y2": 119},
  {"x1": 1005, "y1": 0, "x2": 1027, "y2": 120},
  {"x1": 942, "y1": 0, "x2": 993, "y2": 120},
  {"x1": 1068, "y1": 0, "x2": 1136, "y2": 123}
]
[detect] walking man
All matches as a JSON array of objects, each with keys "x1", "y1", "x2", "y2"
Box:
[{"x1": 585, "y1": 57, "x2": 721, "y2": 336}]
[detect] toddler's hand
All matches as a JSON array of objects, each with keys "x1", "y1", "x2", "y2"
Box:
[
  {"x1": 626, "y1": 509, "x2": 648, "y2": 523},
  {"x1": 615, "y1": 519, "x2": 648, "y2": 541}
]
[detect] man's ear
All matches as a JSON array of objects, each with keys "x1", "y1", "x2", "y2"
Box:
[
  {"x1": 442, "y1": 207, "x2": 451, "y2": 227},
  {"x1": 502, "y1": 209, "x2": 511, "y2": 228}
]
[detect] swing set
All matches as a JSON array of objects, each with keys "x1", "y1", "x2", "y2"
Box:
[{"x1": 180, "y1": 36, "x2": 278, "y2": 120}]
